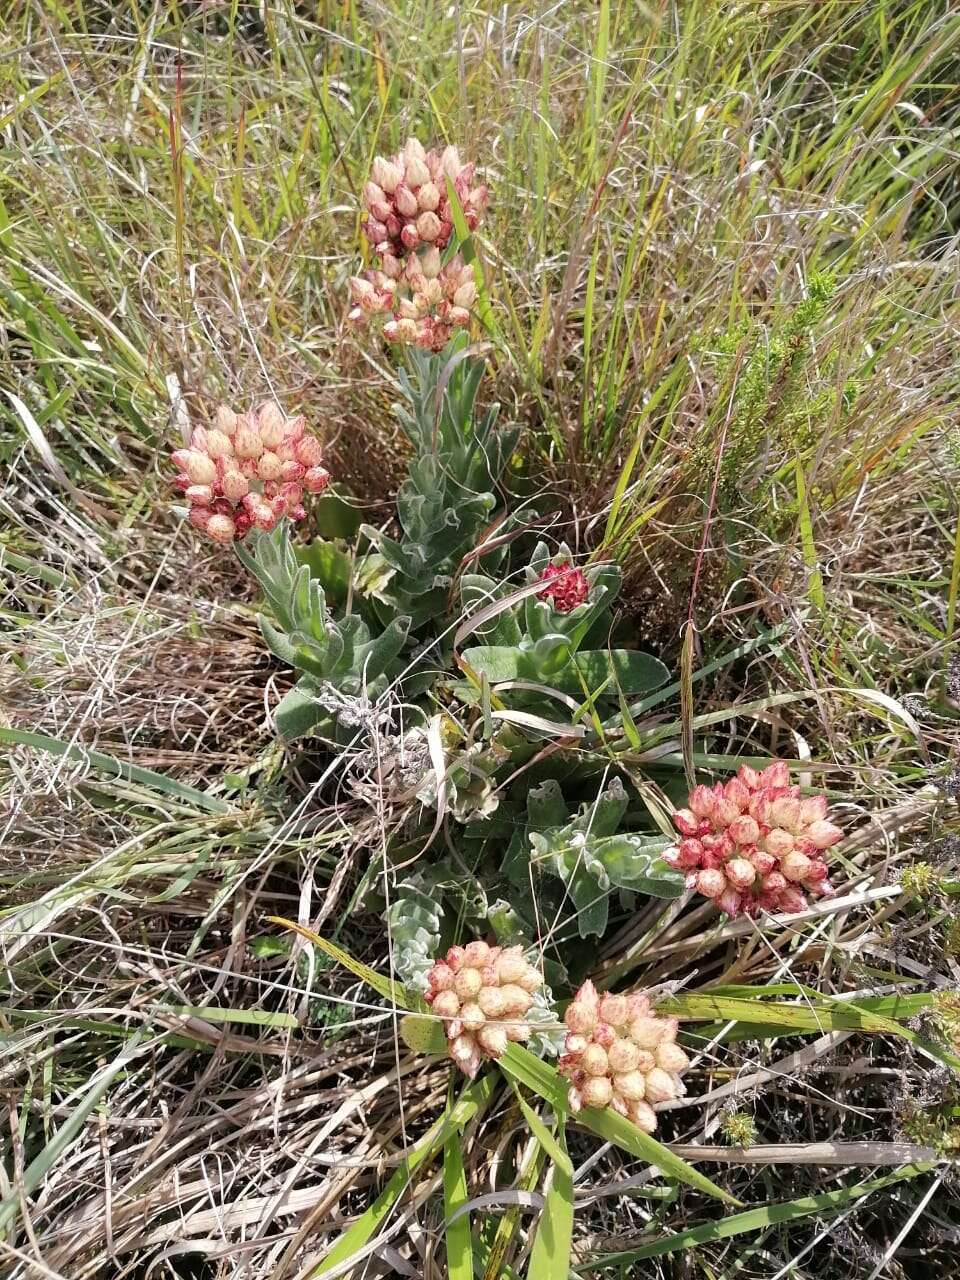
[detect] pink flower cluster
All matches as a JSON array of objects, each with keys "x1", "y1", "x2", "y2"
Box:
[
  {"x1": 362, "y1": 137, "x2": 487, "y2": 264},
  {"x1": 423, "y1": 942, "x2": 543, "y2": 1078},
  {"x1": 172, "y1": 402, "x2": 329, "y2": 544},
  {"x1": 537, "y1": 562, "x2": 591, "y2": 613},
  {"x1": 664, "y1": 762, "x2": 843, "y2": 917},
  {"x1": 349, "y1": 248, "x2": 476, "y2": 352},
  {"x1": 559, "y1": 981, "x2": 688, "y2": 1134}
]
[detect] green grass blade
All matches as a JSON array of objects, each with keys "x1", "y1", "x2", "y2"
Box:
[
  {"x1": 443, "y1": 1128, "x2": 473, "y2": 1280},
  {"x1": 0, "y1": 727, "x2": 234, "y2": 815}
]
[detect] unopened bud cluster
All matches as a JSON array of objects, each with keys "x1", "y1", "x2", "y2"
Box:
[
  {"x1": 558, "y1": 980, "x2": 688, "y2": 1134},
  {"x1": 537, "y1": 562, "x2": 591, "y2": 613},
  {"x1": 423, "y1": 942, "x2": 543, "y2": 1079},
  {"x1": 664, "y1": 761, "x2": 843, "y2": 917},
  {"x1": 171, "y1": 402, "x2": 330, "y2": 544},
  {"x1": 362, "y1": 137, "x2": 487, "y2": 262},
  {"x1": 349, "y1": 250, "x2": 476, "y2": 352}
]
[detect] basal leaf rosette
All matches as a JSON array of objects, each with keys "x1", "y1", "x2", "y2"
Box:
[
  {"x1": 665, "y1": 761, "x2": 843, "y2": 917},
  {"x1": 423, "y1": 942, "x2": 544, "y2": 1078},
  {"x1": 171, "y1": 402, "x2": 329, "y2": 544},
  {"x1": 558, "y1": 981, "x2": 689, "y2": 1134}
]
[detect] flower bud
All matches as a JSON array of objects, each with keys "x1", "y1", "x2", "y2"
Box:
[
  {"x1": 656, "y1": 1042, "x2": 689, "y2": 1073},
  {"x1": 453, "y1": 967, "x2": 482, "y2": 1000},
  {"x1": 696, "y1": 868, "x2": 726, "y2": 898},
  {"x1": 500, "y1": 985, "x2": 533, "y2": 1017},
  {"x1": 764, "y1": 828, "x2": 794, "y2": 857},
  {"x1": 416, "y1": 210, "x2": 442, "y2": 242},
  {"x1": 581, "y1": 1076, "x2": 614, "y2": 1107},
  {"x1": 495, "y1": 952, "x2": 528, "y2": 984},
  {"x1": 221, "y1": 470, "x2": 249, "y2": 501},
  {"x1": 688, "y1": 785, "x2": 717, "y2": 819},
  {"x1": 478, "y1": 986, "x2": 507, "y2": 1019},
  {"x1": 234, "y1": 421, "x2": 263, "y2": 459},
  {"x1": 630, "y1": 1100, "x2": 658, "y2": 1133},
  {"x1": 614, "y1": 1070, "x2": 647, "y2": 1101},
  {"x1": 371, "y1": 156, "x2": 401, "y2": 192},
  {"x1": 780, "y1": 850, "x2": 812, "y2": 882},
  {"x1": 607, "y1": 1039, "x2": 640, "y2": 1073},
  {"x1": 628, "y1": 1017, "x2": 665, "y2": 1050},
  {"x1": 394, "y1": 183, "x2": 419, "y2": 217},
  {"x1": 729, "y1": 815, "x2": 760, "y2": 846},
  {"x1": 405, "y1": 155, "x2": 431, "y2": 188},
  {"x1": 806, "y1": 819, "x2": 843, "y2": 850},
  {"x1": 565, "y1": 1001, "x2": 595, "y2": 1034},
  {"x1": 581, "y1": 1044, "x2": 609, "y2": 1076},
  {"x1": 673, "y1": 809, "x2": 700, "y2": 837},
  {"x1": 643, "y1": 1067, "x2": 676, "y2": 1103},
  {"x1": 432, "y1": 990, "x2": 460, "y2": 1019},
  {"x1": 476, "y1": 1024, "x2": 508, "y2": 1057},
  {"x1": 429, "y1": 963, "x2": 455, "y2": 992},
  {"x1": 598, "y1": 994, "x2": 628, "y2": 1027},
  {"x1": 449, "y1": 1034, "x2": 481, "y2": 1078},
  {"x1": 725, "y1": 858, "x2": 757, "y2": 890},
  {"x1": 460, "y1": 1002, "x2": 485, "y2": 1032},
  {"x1": 207, "y1": 514, "x2": 236, "y2": 544}
]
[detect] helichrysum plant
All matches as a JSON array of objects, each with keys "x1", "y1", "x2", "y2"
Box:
[
  {"x1": 665, "y1": 761, "x2": 842, "y2": 916},
  {"x1": 558, "y1": 981, "x2": 689, "y2": 1134}
]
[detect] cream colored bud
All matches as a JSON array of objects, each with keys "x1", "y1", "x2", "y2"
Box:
[
  {"x1": 565, "y1": 1001, "x2": 595, "y2": 1035},
  {"x1": 429, "y1": 963, "x2": 455, "y2": 992},
  {"x1": 450, "y1": 1033, "x2": 481, "y2": 1077},
  {"x1": 477, "y1": 1024, "x2": 508, "y2": 1057},
  {"x1": 607, "y1": 1038, "x2": 640, "y2": 1073},
  {"x1": 454, "y1": 968, "x2": 483, "y2": 1000},
  {"x1": 495, "y1": 952, "x2": 528, "y2": 985},
  {"x1": 643, "y1": 1067, "x2": 676, "y2": 1103},
  {"x1": 432, "y1": 990, "x2": 460, "y2": 1020},
  {"x1": 405, "y1": 156, "x2": 430, "y2": 188},
  {"x1": 628, "y1": 1017, "x2": 665, "y2": 1051},
  {"x1": 613, "y1": 1070, "x2": 646, "y2": 1101},
  {"x1": 460, "y1": 1002, "x2": 485, "y2": 1032},
  {"x1": 371, "y1": 156, "x2": 401, "y2": 192},
  {"x1": 598, "y1": 994, "x2": 628, "y2": 1027},
  {"x1": 234, "y1": 421, "x2": 263, "y2": 460},
  {"x1": 453, "y1": 281, "x2": 477, "y2": 309},
  {"x1": 221, "y1": 471, "x2": 249, "y2": 502},
  {"x1": 462, "y1": 940, "x2": 491, "y2": 967},
  {"x1": 440, "y1": 144, "x2": 462, "y2": 178},
  {"x1": 203, "y1": 429, "x2": 233, "y2": 459},
  {"x1": 517, "y1": 967, "x2": 541, "y2": 994},
  {"x1": 477, "y1": 986, "x2": 506, "y2": 1019},
  {"x1": 394, "y1": 183, "x2": 418, "y2": 217},
  {"x1": 257, "y1": 452, "x2": 283, "y2": 482},
  {"x1": 421, "y1": 246, "x2": 442, "y2": 278},
  {"x1": 416, "y1": 210, "x2": 441, "y2": 242},
  {"x1": 505, "y1": 1021, "x2": 531, "y2": 1043},
  {"x1": 500, "y1": 985, "x2": 533, "y2": 1017},
  {"x1": 182, "y1": 451, "x2": 217, "y2": 486},
  {"x1": 781, "y1": 850, "x2": 812, "y2": 882},
  {"x1": 629, "y1": 1100, "x2": 658, "y2": 1133},
  {"x1": 581, "y1": 1076, "x2": 613, "y2": 1108},
  {"x1": 215, "y1": 404, "x2": 238, "y2": 435},
  {"x1": 417, "y1": 181, "x2": 440, "y2": 211},
  {"x1": 581, "y1": 1044, "x2": 609, "y2": 1076},
  {"x1": 207, "y1": 514, "x2": 236, "y2": 544},
  {"x1": 656, "y1": 1042, "x2": 689, "y2": 1073}
]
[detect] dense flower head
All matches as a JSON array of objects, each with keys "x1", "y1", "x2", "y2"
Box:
[
  {"x1": 348, "y1": 249, "x2": 476, "y2": 351},
  {"x1": 558, "y1": 981, "x2": 688, "y2": 1134},
  {"x1": 664, "y1": 761, "x2": 843, "y2": 917},
  {"x1": 361, "y1": 136, "x2": 487, "y2": 262},
  {"x1": 423, "y1": 942, "x2": 543, "y2": 1078},
  {"x1": 537, "y1": 561, "x2": 590, "y2": 613},
  {"x1": 171, "y1": 402, "x2": 329, "y2": 544}
]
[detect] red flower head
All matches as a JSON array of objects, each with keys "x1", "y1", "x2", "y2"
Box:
[
  {"x1": 537, "y1": 562, "x2": 590, "y2": 613},
  {"x1": 664, "y1": 761, "x2": 843, "y2": 917}
]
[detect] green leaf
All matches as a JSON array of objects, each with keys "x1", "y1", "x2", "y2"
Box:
[
  {"x1": 498, "y1": 1045, "x2": 741, "y2": 1206},
  {"x1": 274, "y1": 678, "x2": 325, "y2": 741},
  {"x1": 400, "y1": 1013, "x2": 447, "y2": 1056},
  {"x1": 314, "y1": 1075, "x2": 496, "y2": 1276},
  {"x1": 575, "y1": 1164, "x2": 932, "y2": 1269},
  {"x1": 266, "y1": 916, "x2": 407, "y2": 1008},
  {"x1": 463, "y1": 646, "x2": 669, "y2": 695},
  {"x1": 443, "y1": 1129, "x2": 474, "y2": 1280},
  {"x1": 0, "y1": 727, "x2": 234, "y2": 815},
  {"x1": 296, "y1": 540, "x2": 353, "y2": 604},
  {"x1": 527, "y1": 1123, "x2": 574, "y2": 1280},
  {"x1": 312, "y1": 488, "x2": 363, "y2": 540}
]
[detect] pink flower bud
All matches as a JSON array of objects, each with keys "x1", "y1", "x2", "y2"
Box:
[
  {"x1": 729, "y1": 815, "x2": 760, "y2": 846},
  {"x1": 417, "y1": 180, "x2": 440, "y2": 211},
  {"x1": 501, "y1": 985, "x2": 534, "y2": 1017},
  {"x1": 221, "y1": 471, "x2": 249, "y2": 501},
  {"x1": 280, "y1": 460, "x2": 306, "y2": 483},
  {"x1": 644, "y1": 1067, "x2": 676, "y2": 1103},
  {"x1": 726, "y1": 858, "x2": 757, "y2": 889},
  {"x1": 806, "y1": 819, "x2": 843, "y2": 850},
  {"x1": 673, "y1": 809, "x2": 700, "y2": 837},
  {"x1": 777, "y1": 887, "x2": 807, "y2": 913},
  {"x1": 440, "y1": 144, "x2": 462, "y2": 178},
  {"x1": 393, "y1": 182, "x2": 418, "y2": 217},
  {"x1": 565, "y1": 1001, "x2": 595, "y2": 1035},
  {"x1": 724, "y1": 778, "x2": 751, "y2": 809},
  {"x1": 718, "y1": 888, "x2": 743, "y2": 917},
  {"x1": 400, "y1": 224, "x2": 420, "y2": 250},
  {"x1": 800, "y1": 795, "x2": 828, "y2": 823},
  {"x1": 495, "y1": 950, "x2": 527, "y2": 984},
  {"x1": 416, "y1": 210, "x2": 442, "y2": 242},
  {"x1": 714, "y1": 797, "x2": 741, "y2": 826},
  {"x1": 295, "y1": 435, "x2": 324, "y2": 468},
  {"x1": 688, "y1": 785, "x2": 716, "y2": 819},
  {"x1": 428, "y1": 963, "x2": 455, "y2": 992},
  {"x1": 738, "y1": 764, "x2": 762, "y2": 789},
  {"x1": 184, "y1": 483, "x2": 214, "y2": 505},
  {"x1": 769, "y1": 796, "x2": 801, "y2": 830},
  {"x1": 696, "y1": 868, "x2": 726, "y2": 898},
  {"x1": 405, "y1": 155, "x2": 431, "y2": 188},
  {"x1": 445, "y1": 946, "x2": 465, "y2": 971},
  {"x1": 762, "y1": 872, "x2": 787, "y2": 894},
  {"x1": 761, "y1": 761, "x2": 791, "y2": 788},
  {"x1": 751, "y1": 850, "x2": 776, "y2": 876},
  {"x1": 187, "y1": 506, "x2": 211, "y2": 531},
  {"x1": 234, "y1": 421, "x2": 263, "y2": 460},
  {"x1": 257, "y1": 452, "x2": 283, "y2": 482},
  {"x1": 207, "y1": 514, "x2": 236, "y2": 544}
]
